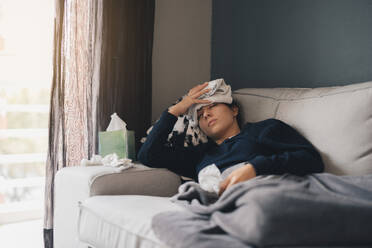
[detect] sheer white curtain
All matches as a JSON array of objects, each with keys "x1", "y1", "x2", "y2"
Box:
[{"x1": 44, "y1": 0, "x2": 103, "y2": 247}]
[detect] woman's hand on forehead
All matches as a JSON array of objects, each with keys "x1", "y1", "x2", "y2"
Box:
[{"x1": 168, "y1": 82, "x2": 212, "y2": 117}]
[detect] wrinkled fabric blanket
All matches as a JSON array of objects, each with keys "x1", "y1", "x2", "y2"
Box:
[{"x1": 151, "y1": 173, "x2": 372, "y2": 248}]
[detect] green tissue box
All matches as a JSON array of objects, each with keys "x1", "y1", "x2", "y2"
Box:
[{"x1": 98, "y1": 130, "x2": 135, "y2": 160}]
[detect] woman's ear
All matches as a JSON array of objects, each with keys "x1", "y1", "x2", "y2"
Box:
[{"x1": 232, "y1": 105, "x2": 239, "y2": 117}]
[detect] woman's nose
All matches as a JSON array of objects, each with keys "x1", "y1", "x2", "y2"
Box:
[{"x1": 202, "y1": 109, "x2": 212, "y2": 119}]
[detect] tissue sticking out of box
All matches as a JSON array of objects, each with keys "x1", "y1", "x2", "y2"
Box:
[{"x1": 107, "y1": 113, "x2": 127, "y2": 131}]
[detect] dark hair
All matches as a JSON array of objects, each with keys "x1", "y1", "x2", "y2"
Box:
[{"x1": 224, "y1": 99, "x2": 242, "y2": 128}]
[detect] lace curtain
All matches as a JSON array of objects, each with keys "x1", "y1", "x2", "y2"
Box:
[{"x1": 44, "y1": 0, "x2": 154, "y2": 247}]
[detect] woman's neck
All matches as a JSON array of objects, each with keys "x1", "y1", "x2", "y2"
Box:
[{"x1": 215, "y1": 122, "x2": 241, "y2": 145}]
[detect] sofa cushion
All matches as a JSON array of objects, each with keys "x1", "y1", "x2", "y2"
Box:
[
  {"x1": 233, "y1": 81, "x2": 372, "y2": 176},
  {"x1": 78, "y1": 195, "x2": 186, "y2": 248}
]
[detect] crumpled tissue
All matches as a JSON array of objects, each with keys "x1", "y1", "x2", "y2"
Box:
[
  {"x1": 198, "y1": 163, "x2": 222, "y2": 194},
  {"x1": 80, "y1": 153, "x2": 134, "y2": 171},
  {"x1": 197, "y1": 161, "x2": 252, "y2": 195}
]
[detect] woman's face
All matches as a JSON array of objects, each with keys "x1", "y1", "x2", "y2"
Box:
[{"x1": 197, "y1": 103, "x2": 238, "y2": 140}]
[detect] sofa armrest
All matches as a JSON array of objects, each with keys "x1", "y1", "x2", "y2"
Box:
[
  {"x1": 54, "y1": 162, "x2": 181, "y2": 248},
  {"x1": 89, "y1": 163, "x2": 182, "y2": 196}
]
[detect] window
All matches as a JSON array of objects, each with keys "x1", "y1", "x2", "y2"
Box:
[{"x1": 0, "y1": 0, "x2": 54, "y2": 228}]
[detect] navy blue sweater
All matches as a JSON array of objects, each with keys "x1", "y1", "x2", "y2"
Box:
[{"x1": 137, "y1": 110, "x2": 324, "y2": 181}]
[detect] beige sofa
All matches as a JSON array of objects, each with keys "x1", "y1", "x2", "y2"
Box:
[{"x1": 54, "y1": 81, "x2": 372, "y2": 248}]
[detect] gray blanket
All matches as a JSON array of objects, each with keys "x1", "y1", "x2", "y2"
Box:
[{"x1": 151, "y1": 173, "x2": 372, "y2": 248}]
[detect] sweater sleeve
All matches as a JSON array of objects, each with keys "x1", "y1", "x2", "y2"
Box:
[
  {"x1": 247, "y1": 119, "x2": 324, "y2": 176},
  {"x1": 137, "y1": 110, "x2": 201, "y2": 180}
]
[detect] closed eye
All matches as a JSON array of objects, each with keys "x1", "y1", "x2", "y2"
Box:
[{"x1": 197, "y1": 103, "x2": 218, "y2": 120}]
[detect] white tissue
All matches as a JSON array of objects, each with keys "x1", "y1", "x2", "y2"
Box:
[
  {"x1": 80, "y1": 153, "x2": 134, "y2": 171},
  {"x1": 106, "y1": 113, "x2": 127, "y2": 131},
  {"x1": 198, "y1": 163, "x2": 223, "y2": 194}
]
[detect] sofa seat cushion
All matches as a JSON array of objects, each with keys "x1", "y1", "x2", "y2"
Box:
[{"x1": 78, "y1": 195, "x2": 186, "y2": 248}]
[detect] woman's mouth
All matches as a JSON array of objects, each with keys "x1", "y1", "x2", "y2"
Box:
[{"x1": 208, "y1": 119, "x2": 217, "y2": 127}]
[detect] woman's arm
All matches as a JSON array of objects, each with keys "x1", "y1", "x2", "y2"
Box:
[
  {"x1": 138, "y1": 82, "x2": 212, "y2": 180},
  {"x1": 248, "y1": 119, "x2": 324, "y2": 176},
  {"x1": 219, "y1": 118, "x2": 324, "y2": 196},
  {"x1": 137, "y1": 110, "x2": 201, "y2": 179}
]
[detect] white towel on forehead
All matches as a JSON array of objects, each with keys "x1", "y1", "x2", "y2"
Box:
[{"x1": 186, "y1": 78, "x2": 233, "y2": 127}]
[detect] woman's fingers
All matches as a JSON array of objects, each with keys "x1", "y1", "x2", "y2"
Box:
[
  {"x1": 191, "y1": 88, "x2": 210, "y2": 99},
  {"x1": 188, "y1": 82, "x2": 209, "y2": 95},
  {"x1": 189, "y1": 84, "x2": 205, "y2": 95},
  {"x1": 218, "y1": 178, "x2": 229, "y2": 196},
  {"x1": 170, "y1": 82, "x2": 210, "y2": 116},
  {"x1": 225, "y1": 178, "x2": 236, "y2": 190},
  {"x1": 195, "y1": 99, "x2": 212, "y2": 104},
  {"x1": 218, "y1": 175, "x2": 240, "y2": 196}
]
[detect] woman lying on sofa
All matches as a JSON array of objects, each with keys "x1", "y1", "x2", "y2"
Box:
[{"x1": 137, "y1": 81, "x2": 324, "y2": 196}]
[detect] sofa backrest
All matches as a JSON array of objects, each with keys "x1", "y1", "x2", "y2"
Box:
[{"x1": 233, "y1": 81, "x2": 372, "y2": 176}]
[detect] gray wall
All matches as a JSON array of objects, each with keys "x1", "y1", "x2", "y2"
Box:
[
  {"x1": 152, "y1": 0, "x2": 212, "y2": 122},
  {"x1": 212, "y1": 0, "x2": 372, "y2": 90}
]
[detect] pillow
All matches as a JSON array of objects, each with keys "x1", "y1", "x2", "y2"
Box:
[{"x1": 140, "y1": 97, "x2": 209, "y2": 148}]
